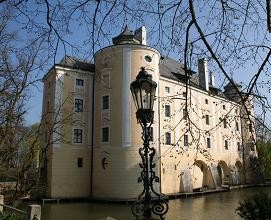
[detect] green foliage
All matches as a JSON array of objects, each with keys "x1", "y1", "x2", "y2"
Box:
[
  {"x1": 1, "y1": 212, "x2": 26, "y2": 220},
  {"x1": 0, "y1": 168, "x2": 17, "y2": 182},
  {"x1": 236, "y1": 192, "x2": 271, "y2": 220},
  {"x1": 256, "y1": 141, "x2": 271, "y2": 178}
]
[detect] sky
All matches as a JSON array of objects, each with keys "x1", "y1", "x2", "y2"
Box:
[{"x1": 17, "y1": 0, "x2": 271, "y2": 127}]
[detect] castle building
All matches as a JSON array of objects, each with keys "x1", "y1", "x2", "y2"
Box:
[{"x1": 41, "y1": 26, "x2": 259, "y2": 199}]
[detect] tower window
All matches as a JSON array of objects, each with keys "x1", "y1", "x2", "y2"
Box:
[
  {"x1": 237, "y1": 142, "x2": 241, "y2": 151},
  {"x1": 76, "y1": 79, "x2": 84, "y2": 86},
  {"x1": 149, "y1": 127, "x2": 153, "y2": 142},
  {"x1": 102, "y1": 95, "x2": 109, "y2": 110},
  {"x1": 236, "y1": 122, "x2": 239, "y2": 131},
  {"x1": 165, "y1": 86, "x2": 170, "y2": 93},
  {"x1": 206, "y1": 114, "x2": 210, "y2": 125},
  {"x1": 165, "y1": 105, "x2": 171, "y2": 117},
  {"x1": 165, "y1": 132, "x2": 171, "y2": 145},
  {"x1": 144, "y1": 55, "x2": 152, "y2": 62},
  {"x1": 223, "y1": 118, "x2": 227, "y2": 128},
  {"x1": 74, "y1": 129, "x2": 83, "y2": 143},
  {"x1": 224, "y1": 140, "x2": 228, "y2": 150},
  {"x1": 207, "y1": 138, "x2": 211, "y2": 148},
  {"x1": 205, "y1": 99, "x2": 208, "y2": 104},
  {"x1": 74, "y1": 99, "x2": 83, "y2": 112},
  {"x1": 102, "y1": 127, "x2": 109, "y2": 143},
  {"x1": 77, "y1": 158, "x2": 83, "y2": 168}
]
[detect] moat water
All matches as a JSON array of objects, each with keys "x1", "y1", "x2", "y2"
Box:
[{"x1": 40, "y1": 186, "x2": 271, "y2": 220}]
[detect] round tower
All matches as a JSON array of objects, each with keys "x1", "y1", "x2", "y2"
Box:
[{"x1": 92, "y1": 26, "x2": 160, "y2": 199}]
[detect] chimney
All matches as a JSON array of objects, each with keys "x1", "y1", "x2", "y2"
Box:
[
  {"x1": 198, "y1": 58, "x2": 209, "y2": 91},
  {"x1": 135, "y1": 26, "x2": 147, "y2": 45},
  {"x1": 209, "y1": 72, "x2": 215, "y2": 87}
]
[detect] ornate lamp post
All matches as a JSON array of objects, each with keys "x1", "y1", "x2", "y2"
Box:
[{"x1": 130, "y1": 67, "x2": 168, "y2": 220}]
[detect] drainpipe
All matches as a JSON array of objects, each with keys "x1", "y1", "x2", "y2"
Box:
[
  {"x1": 90, "y1": 74, "x2": 95, "y2": 197},
  {"x1": 158, "y1": 80, "x2": 162, "y2": 194},
  {"x1": 240, "y1": 107, "x2": 247, "y2": 184}
]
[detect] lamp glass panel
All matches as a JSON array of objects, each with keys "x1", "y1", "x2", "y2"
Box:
[
  {"x1": 141, "y1": 81, "x2": 152, "y2": 109},
  {"x1": 150, "y1": 86, "x2": 156, "y2": 109},
  {"x1": 131, "y1": 86, "x2": 140, "y2": 110}
]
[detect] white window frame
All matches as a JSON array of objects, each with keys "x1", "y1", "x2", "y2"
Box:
[
  {"x1": 73, "y1": 128, "x2": 83, "y2": 144},
  {"x1": 74, "y1": 98, "x2": 84, "y2": 112},
  {"x1": 75, "y1": 78, "x2": 84, "y2": 87},
  {"x1": 206, "y1": 114, "x2": 210, "y2": 125},
  {"x1": 165, "y1": 132, "x2": 171, "y2": 145},
  {"x1": 207, "y1": 137, "x2": 211, "y2": 148},
  {"x1": 165, "y1": 105, "x2": 171, "y2": 117},
  {"x1": 101, "y1": 126, "x2": 110, "y2": 143},
  {"x1": 77, "y1": 157, "x2": 83, "y2": 168},
  {"x1": 102, "y1": 95, "x2": 110, "y2": 110},
  {"x1": 224, "y1": 140, "x2": 228, "y2": 150}
]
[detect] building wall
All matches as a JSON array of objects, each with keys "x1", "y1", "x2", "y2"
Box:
[
  {"x1": 42, "y1": 66, "x2": 94, "y2": 198},
  {"x1": 42, "y1": 46, "x2": 258, "y2": 199},
  {"x1": 158, "y1": 77, "x2": 248, "y2": 194}
]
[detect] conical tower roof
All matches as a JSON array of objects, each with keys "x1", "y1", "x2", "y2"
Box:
[{"x1": 112, "y1": 25, "x2": 140, "y2": 45}]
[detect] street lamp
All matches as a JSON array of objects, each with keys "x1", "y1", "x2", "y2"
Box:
[{"x1": 130, "y1": 67, "x2": 168, "y2": 220}]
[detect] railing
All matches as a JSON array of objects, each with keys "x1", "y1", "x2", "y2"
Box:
[{"x1": 0, "y1": 195, "x2": 41, "y2": 220}]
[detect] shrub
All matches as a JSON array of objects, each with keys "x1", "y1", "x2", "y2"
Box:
[{"x1": 236, "y1": 192, "x2": 271, "y2": 220}]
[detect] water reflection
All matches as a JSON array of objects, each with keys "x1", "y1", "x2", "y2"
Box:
[{"x1": 41, "y1": 187, "x2": 271, "y2": 220}]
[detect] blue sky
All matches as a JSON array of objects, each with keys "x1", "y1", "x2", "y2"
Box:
[{"x1": 20, "y1": 0, "x2": 271, "y2": 126}]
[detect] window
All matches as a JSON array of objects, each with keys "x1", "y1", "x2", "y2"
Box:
[
  {"x1": 165, "y1": 86, "x2": 170, "y2": 93},
  {"x1": 237, "y1": 142, "x2": 241, "y2": 151},
  {"x1": 224, "y1": 140, "x2": 228, "y2": 150},
  {"x1": 149, "y1": 127, "x2": 153, "y2": 142},
  {"x1": 236, "y1": 122, "x2": 239, "y2": 131},
  {"x1": 74, "y1": 99, "x2": 83, "y2": 112},
  {"x1": 165, "y1": 132, "x2": 171, "y2": 145},
  {"x1": 102, "y1": 127, "x2": 109, "y2": 142},
  {"x1": 205, "y1": 99, "x2": 208, "y2": 104},
  {"x1": 183, "y1": 92, "x2": 187, "y2": 97},
  {"x1": 165, "y1": 105, "x2": 171, "y2": 117},
  {"x1": 77, "y1": 158, "x2": 83, "y2": 168},
  {"x1": 145, "y1": 55, "x2": 152, "y2": 62},
  {"x1": 249, "y1": 123, "x2": 253, "y2": 132},
  {"x1": 207, "y1": 138, "x2": 211, "y2": 148},
  {"x1": 76, "y1": 79, "x2": 84, "y2": 86},
  {"x1": 183, "y1": 108, "x2": 188, "y2": 120},
  {"x1": 223, "y1": 118, "x2": 227, "y2": 128},
  {"x1": 223, "y1": 105, "x2": 226, "y2": 110},
  {"x1": 206, "y1": 114, "x2": 210, "y2": 125},
  {"x1": 184, "y1": 135, "x2": 188, "y2": 146},
  {"x1": 102, "y1": 95, "x2": 109, "y2": 110},
  {"x1": 74, "y1": 129, "x2": 83, "y2": 143}
]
